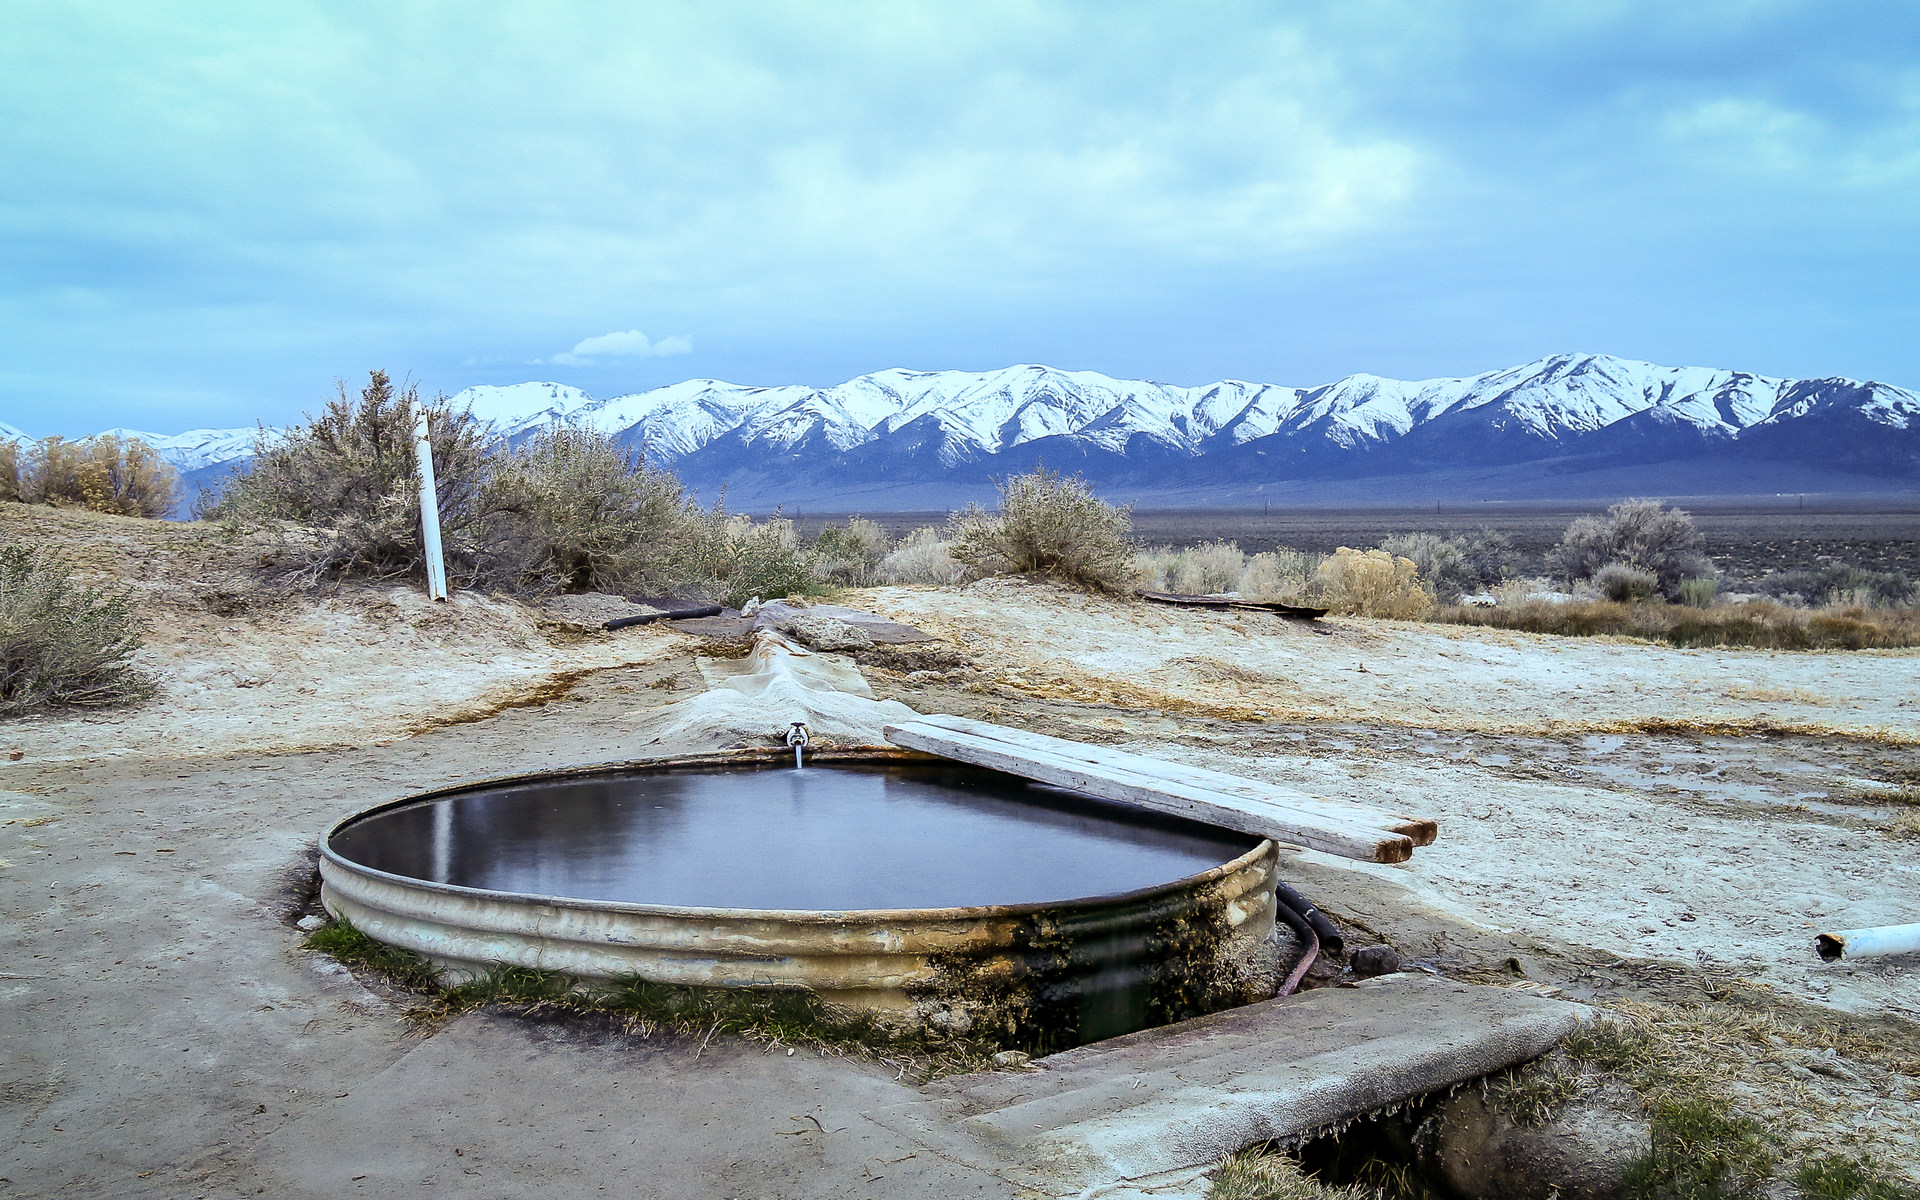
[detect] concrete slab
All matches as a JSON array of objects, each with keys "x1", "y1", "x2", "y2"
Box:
[
  {"x1": 870, "y1": 974, "x2": 1589, "y2": 1197},
  {"x1": 245, "y1": 1012, "x2": 1015, "y2": 1200}
]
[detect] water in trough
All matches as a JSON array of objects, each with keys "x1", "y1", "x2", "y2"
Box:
[{"x1": 329, "y1": 760, "x2": 1259, "y2": 911}]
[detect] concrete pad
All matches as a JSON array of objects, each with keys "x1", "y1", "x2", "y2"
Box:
[
  {"x1": 245, "y1": 1012, "x2": 1016, "y2": 1200},
  {"x1": 871, "y1": 974, "x2": 1589, "y2": 1196}
]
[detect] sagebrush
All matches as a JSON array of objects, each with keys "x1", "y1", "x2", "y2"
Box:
[
  {"x1": 4, "y1": 435, "x2": 179, "y2": 518},
  {"x1": 0, "y1": 542, "x2": 155, "y2": 715},
  {"x1": 1240, "y1": 548, "x2": 1320, "y2": 603},
  {"x1": 1746, "y1": 563, "x2": 1914, "y2": 609},
  {"x1": 481, "y1": 424, "x2": 695, "y2": 593},
  {"x1": 1550, "y1": 499, "x2": 1713, "y2": 598},
  {"x1": 1135, "y1": 540, "x2": 1245, "y2": 595},
  {"x1": 208, "y1": 371, "x2": 492, "y2": 584},
  {"x1": 810, "y1": 518, "x2": 892, "y2": 586},
  {"x1": 1595, "y1": 561, "x2": 1660, "y2": 603},
  {"x1": 878, "y1": 526, "x2": 962, "y2": 585},
  {"x1": 203, "y1": 371, "x2": 831, "y2": 603},
  {"x1": 1314, "y1": 547, "x2": 1434, "y2": 619},
  {"x1": 948, "y1": 467, "x2": 1136, "y2": 592}
]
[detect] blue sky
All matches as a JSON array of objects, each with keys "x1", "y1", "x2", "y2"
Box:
[{"x1": 3, "y1": 1, "x2": 1916, "y2": 435}]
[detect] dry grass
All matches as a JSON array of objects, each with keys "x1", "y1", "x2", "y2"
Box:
[
  {"x1": 1489, "y1": 997, "x2": 1920, "y2": 1177},
  {"x1": 1209, "y1": 1148, "x2": 1376, "y2": 1200},
  {"x1": 1434, "y1": 598, "x2": 1920, "y2": 650},
  {"x1": 982, "y1": 658, "x2": 1313, "y2": 723},
  {"x1": 1886, "y1": 810, "x2": 1920, "y2": 840}
]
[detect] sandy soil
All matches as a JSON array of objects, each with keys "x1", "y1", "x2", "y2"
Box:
[
  {"x1": 6, "y1": 508, "x2": 1919, "y2": 1189},
  {"x1": 853, "y1": 579, "x2": 1920, "y2": 1016},
  {"x1": 3, "y1": 505, "x2": 688, "y2": 762},
  {"x1": 868, "y1": 578, "x2": 1920, "y2": 738}
]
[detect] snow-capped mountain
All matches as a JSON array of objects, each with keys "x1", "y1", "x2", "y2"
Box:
[
  {"x1": 6, "y1": 354, "x2": 1915, "y2": 511},
  {"x1": 452, "y1": 354, "x2": 1918, "y2": 501}
]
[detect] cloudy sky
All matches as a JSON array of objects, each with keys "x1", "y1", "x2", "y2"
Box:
[{"x1": 3, "y1": 1, "x2": 1916, "y2": 435}]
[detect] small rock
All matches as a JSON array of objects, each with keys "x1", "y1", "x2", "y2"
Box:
[
  {"x1": 991, "y1": 1050, "x2": 1032, "y2": 1069},
  {"x1": 1350, "y1": 944, "x2": 1401, "y2": 977},
  {"x1": 927, "y1": 1007, "x2": 975, "y2": 1036},
  {"x1": 296, "y1": 915, "x2": 325, "y2": 932},
  {"x1": 783, "y1": 613, "x2": 875, "y2": 652}
]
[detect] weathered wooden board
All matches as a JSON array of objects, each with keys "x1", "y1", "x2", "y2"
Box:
[
  {"x1": 885, "y1": 721, "x2": 1415, "y2": 863},
  {"x1": 912, "y1": 713, "x2": 1436, "y2": 846}
]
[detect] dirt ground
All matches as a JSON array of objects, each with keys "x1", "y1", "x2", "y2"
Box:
[{"x1": 5, "y1": 504, "x2": 1919, "y2": 1194}]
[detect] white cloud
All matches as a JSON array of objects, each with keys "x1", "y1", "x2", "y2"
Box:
[{"x1": 547, "y1": 330, "x2": 693, "y2": 367}]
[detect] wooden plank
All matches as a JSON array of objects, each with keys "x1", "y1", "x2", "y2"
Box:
[
  {"x1": 885, "y1": 722, "x2": 1413, "y2": 863},
  {"x1": 911, "y1": 713, "x2": 1437, "y2": 846}
]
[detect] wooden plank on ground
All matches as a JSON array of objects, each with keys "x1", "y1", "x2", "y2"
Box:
[
  {"x1": 884, "y1": 721, "x2": 1414, "y2": 863},
  {"x1": 910, "y1": 713, "x2": 1437, "y2": 846}
]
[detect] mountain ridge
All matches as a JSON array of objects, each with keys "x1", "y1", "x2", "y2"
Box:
[{"x1": 6, "y1": 353, "x2": 1916, "y2": 509}]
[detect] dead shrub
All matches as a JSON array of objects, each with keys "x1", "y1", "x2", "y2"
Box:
[
  {"x1": 12, "y1": 435, "x2": 179, "y2": 518},
  {"x1": 1886, "y1": 811, "x2": 1920, "y2": 841},
  {"x1": 1313, "y1": 547, "x2": 1434, "y2": 619},
  {"x1": 878, "y1": 526, "x2": 962, "y2": 585},
  {"x1": 0, "y1": 542, "x2": 155, "y2": 715},
  {"x1": 948, "y1": 467, "x2": 1136, "y2": 592}
]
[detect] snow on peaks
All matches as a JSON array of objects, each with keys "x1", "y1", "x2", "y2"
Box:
[
  {"x1": 51, "y1": 354, "x2": 1909, "y2": 481},
  {"x1": 439, "y1": 356, "x2": 1915, "y2": 467},
  {"x1": 452, "y1": 382, "x2": 597, "y2": 430}
]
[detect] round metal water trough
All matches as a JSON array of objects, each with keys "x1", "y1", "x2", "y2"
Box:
[{"x1": 319, "y1": 749, "x2": 1282, "y2": 1049}]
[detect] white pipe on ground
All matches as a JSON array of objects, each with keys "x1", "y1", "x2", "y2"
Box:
[
  {"x1": 411, "y1": 411, "x2": 449, "y2": 602},
  {"x1": 1817, "y1": 923, "x2": 1920, "y2": 962}
]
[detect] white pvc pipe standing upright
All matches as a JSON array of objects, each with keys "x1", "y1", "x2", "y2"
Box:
[{"x1": 411, "y1": 411, "x2": 450, "y2": 602}]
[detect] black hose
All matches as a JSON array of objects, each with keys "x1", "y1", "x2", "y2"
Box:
[
  {"x1": 604, "y1": 604, "x2": 723, "y2": 631},
  {"x1": 1272, "y1": 892, "x2": 1320, "y2": 996},
  {"x1": 1275, "y1": 880, "x2": 1343, "y2": 954}
]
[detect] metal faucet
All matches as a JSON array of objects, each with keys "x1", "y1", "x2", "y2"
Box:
[{"x1": 785, "y1": 721, "x2": 810, "y2": 769}]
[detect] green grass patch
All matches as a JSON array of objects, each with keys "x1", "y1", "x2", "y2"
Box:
[
  {"x1": 1623, "y1": 1097, "x2": 1774, "y2": 1200},
  {"x1": 302, "y1": 918, "x2": 1003, "y2": 1079},
  {"x1": 1793, "y1": 1155, "x2": 1919, "y2": 1200}
]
